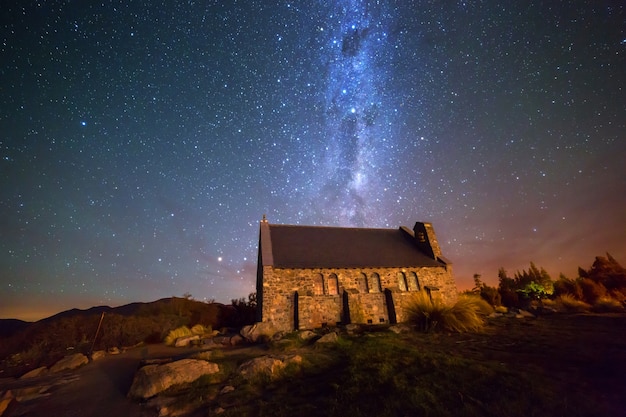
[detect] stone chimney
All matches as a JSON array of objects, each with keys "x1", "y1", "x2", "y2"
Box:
[{"x1": 413, "y1": 222, "x2": 442, "y2": 260}]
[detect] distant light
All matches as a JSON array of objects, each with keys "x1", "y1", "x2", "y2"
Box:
[
  {"x1": 218, "y1": 257, "x2": 223, "y2": 262},
  {"x1": 80, "y1": 121, "x2": 87, "y2": 126}
]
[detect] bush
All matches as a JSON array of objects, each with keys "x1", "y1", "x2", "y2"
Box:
[
  {"x1": 406, "y1": 292, "x2": 489, "y2": 333},
  {"x1": 190, "y1": 324, "x2": 212, "y2": 336},
  {"x1": 164, "y1": 326, "x2": 193, "y2": 346},
  {"x1": 555, "y1": 294, "x2": 591, "y2": 313},
  {"x1": 480, "y1": 286, "x2": 502, "y2": 307},
  {"x1": 499, "y1": 289, "x2": 520, "y2": 308},
  {"x1": 579, "y1": 278, "x2": 608, "y2": 304}
]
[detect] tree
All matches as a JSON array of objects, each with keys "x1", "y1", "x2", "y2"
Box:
[
  {"x1": 585, "y1": 253, "x2": 626, "y2": 291},
  {"x1": 472, "y1": 273, "x2": 501, "y2": 306},
  {"x1": 498, "y1": 268, "x2": 519, "y2": 307}
]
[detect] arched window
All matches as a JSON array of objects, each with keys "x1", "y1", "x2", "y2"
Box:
[
  {"x1": 313, "y1": 273, "x2": 324, "y2": 295},
  {"x1": 327, "y1": 273, "x2": 339, "y2": 295},
  {"x1": 407, "y1": 272, "x2": 419, "y2": 291},
  {"x1": 357, "y1": 272, "x2": 369, "y2": 293},
  {"x1": 398, "y1": 272, "x2": 408, "y2": 291},
  {"x1": 369, "y1": 273, "x2": 382, "y2": 293}
]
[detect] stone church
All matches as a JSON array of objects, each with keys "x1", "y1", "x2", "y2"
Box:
[{"x1": 256, "y1": 216, "x2": 457, "y2": 331}]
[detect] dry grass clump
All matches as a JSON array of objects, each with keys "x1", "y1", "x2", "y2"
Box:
[
  {"x1": 164, "y1": 324, "x2": 215, "y2": 345},
  {"x1": 592, "y1": 297, "x2": 625, "y2": 313},
  {"x1": 406, "y1": 292, "x2": 490, "y2": 333},
  {"x1": 191, "y1": 324, "x2": 212, "y2": 335},
  {"x1": 555, "y1": 294, "x2": 591, "y2": 313},
  {"x1": 164, "y1": 326, "x2": 193, "y2": 345}
]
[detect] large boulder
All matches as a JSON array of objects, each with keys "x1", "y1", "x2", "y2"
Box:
[
  {"x1": 49, "y1": 353, "x2": 89, "y2": 373},
  {"x1": 240, "y1": 322, "x2": 277, "y2": 343},
  {"x1": 20, "y1": 366, "x2": 48, "y2": 379},
  {"x1": 237, "y1": 355, "x2": 302, "y2": 381},
  {"x1": 128, "y1": 359, "x2": 219, "y2": 400}
]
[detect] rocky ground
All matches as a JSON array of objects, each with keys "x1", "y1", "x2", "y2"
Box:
[{"x1": 1, "y1": 314, "x2": 625, "y2": 417}]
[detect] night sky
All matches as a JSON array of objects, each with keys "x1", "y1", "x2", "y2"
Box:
[{"x1": 2, "y1": 1, "x2": 625, "y2": 321}]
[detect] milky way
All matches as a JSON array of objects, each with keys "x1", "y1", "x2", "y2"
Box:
[{"x1": 1, "y1": 1, "x2": 625, "y2": 320}]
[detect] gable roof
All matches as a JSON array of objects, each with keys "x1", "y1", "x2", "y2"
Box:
[{"x1": 260, "y1": 222, "x2": 445, "y2": 269}]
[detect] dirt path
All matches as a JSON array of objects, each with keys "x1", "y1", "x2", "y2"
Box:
[{"x1": 2, "y1": 345, "x2": 195, "y2": 417}]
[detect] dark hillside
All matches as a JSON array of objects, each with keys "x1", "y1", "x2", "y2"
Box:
[
  {"x1": 0, "y1": 319, "x2": 30, "y2": 339},
  {"x1": 0, "y1": 297, "x2": 253, "y2": 377}
]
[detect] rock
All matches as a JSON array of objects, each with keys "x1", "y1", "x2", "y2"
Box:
[
  {"x1": 0, "y1": 391, "x2": 13, "y2": 416},
  {"x1": 108, "y1": 347, "x2": 121, "y2": 355},
  {"x1": 213, "y1": 336, "x2": 231, "y2": 345},
  {"x1": 90, "y1": 350, "x2": 107, "y2": 361},
  {"x1": 20, "y1": 366, "x2": 48, "y2": 379},
  {"x1": 128, "y1": 359, "x2": 219, "y2": 400},
  {"x1": 230, "y1": 334, "x2": 244, "y2": 346},
  {"x1": 316, "y1": 332, "x2": 339, "y2": 344},
  {"x1": 220, "y1": 385, "x2": 235, "y2": 395},
  {"x1": 518, "y1": 309, "x2": 535, "y2": 318},
  {"x1": 298, "y1": 330, "x2": 317, "y2": 341},
  {"x1": 49, "y1": 353, "x2": 89, "y2": 373},
  {"x1": 237, "y1": 355, "x2": 302, "y2": 381},
  {"x1": 271, "y1": 331, "x2": 287, "y2": 341},
  {"x1": 389, "y1": 324, "x2": 411, "y2": 334},
  {"x1": 213, "y1": 407, "x2": 225, "y2": 414},
  {"x1": 201, "y1": 338, "x2": 218, "y2": 348},
  {"x1": 344, "y1": 324, "x2": 360, "y2": 334},
  {"x1": 174, "y1": 335, "x2": 200, "y2": 347},
  {"x1": 240, "y1": 322, "x2": 277, "y2": 343}
]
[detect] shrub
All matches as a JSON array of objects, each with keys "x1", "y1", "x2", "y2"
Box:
[
  {"x1": 164, "y1": 326, "x2": 192, "y2": 346},
  {"x1": 555, "y1": 294, "x2": 591, "y2": 313},
  {"x1": 480, "y1": 286, "x2": 502, "y2": 307},
  {"x1": 406, "y1": 292, "x2": 488, "y2": 333},
  {"x1": 190, "y1": 324, "x2": 212, "y2": 336},
  {"x1": 499, "y1": 289, "x2": 520, "y2": 308},
  {"x1": 592, "y1": 297, "x2": 625, "y2": 313},
  {"x1": 579, "y1": 278, "x2": 607, "y2": 304}
]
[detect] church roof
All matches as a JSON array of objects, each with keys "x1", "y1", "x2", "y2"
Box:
[{"x1": 260, "y1": 222, "x2": 446, "y2": 269}]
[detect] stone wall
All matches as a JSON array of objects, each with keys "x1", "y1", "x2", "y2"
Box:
[{"x1": 260, "y1": 264, "x2": 457, "y2": 331}]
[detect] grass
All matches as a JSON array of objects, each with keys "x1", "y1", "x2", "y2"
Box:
[
  {"x1": 164, "y1": 325, "x2": 193, "y2": 346},
  {"x1": 207, "y1": 314, "x2": 626, "y2": 417},
  {"x1": 592, "y1": 297, "x2": 625, "y2": 313},
  {"x1": 555, "y1": 294, "x2": 591, "y2": 313},
  {"x1": 405, "y1": 292, "x2": 492, "y2": 332}
]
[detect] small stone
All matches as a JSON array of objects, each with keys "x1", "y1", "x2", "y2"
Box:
[
  {"x1": 90, "y1": 350, "x2": 107, "y2": 361},
  {"x1": 220, "y1": 385, "x2": 235, "y2": 395},
  {"x1": 298, "y1": 330, "x2": 317, "y2": 341}
]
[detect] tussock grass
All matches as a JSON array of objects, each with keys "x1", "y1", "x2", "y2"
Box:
[
  {"x1": 406, "y1": 292, "x2": 490, "y2": 332},
  {"x1": 164, "y1": 324, "x2": 214, "y2": 345},
  {"x1": 164, "y1": 326, "x2": 192, "y2": 345},
  {"x1": 190, "y1": 324, "x2": 212, "y2": 335},
  {"x1": 592, "y1": 297, "x2": 625, "y2": 313},
  {"x1": 555, "y1": 294, "x2": 591, "y2": 313}
]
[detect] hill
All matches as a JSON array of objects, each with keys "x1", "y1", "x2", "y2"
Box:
[
  {"x1": 0, "y1": 319, "x2": 30, "y2": 339},
  {"x1": 0, "y1": 297, "x2": 255, "y2": 377}
]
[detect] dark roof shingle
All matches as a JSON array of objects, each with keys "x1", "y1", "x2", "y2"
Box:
[{"x1": 265, "y1": 224, "x2": 443, "y2": 268}]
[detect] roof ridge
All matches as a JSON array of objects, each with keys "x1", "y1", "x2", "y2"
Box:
[{"x1": 268, "y1": 223, "x2": 401, "y2": 231}]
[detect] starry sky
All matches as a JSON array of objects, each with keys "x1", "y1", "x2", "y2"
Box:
[{"x1": 2, "y1": 1, "x2": 625, "y2": 321}]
